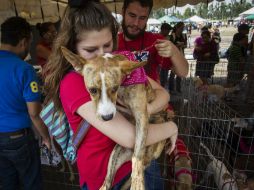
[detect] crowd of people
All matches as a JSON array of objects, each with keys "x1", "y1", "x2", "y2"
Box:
[
  {"x1": 0, "y1": 0, "x2": 253, "y2": 190},
  {"x1": 158, "y1": 20, "x2": 254, "y2": 103}
]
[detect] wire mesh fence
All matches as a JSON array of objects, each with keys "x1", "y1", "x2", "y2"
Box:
[
  {"x1": 163, "y1": 58, "x2": 254, "y2": 189},
  {"x1": 39, "y1": 59, "x2": 254, "y2": 190}
]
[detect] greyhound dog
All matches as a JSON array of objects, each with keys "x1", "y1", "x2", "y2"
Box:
[
  {"x1": 200, "y1": 143, "x2": 238, "y2": 190},
  {"x1": 61, "y1": 47, "x2": 177, "y2": 190},
  {"x1": 193, "y1": 77, "x2": 238, "y2": 101}
]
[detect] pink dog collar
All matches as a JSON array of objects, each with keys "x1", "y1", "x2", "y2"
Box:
[{"x1": 113, "y1": 51, "x2": 148, "y2": 86}]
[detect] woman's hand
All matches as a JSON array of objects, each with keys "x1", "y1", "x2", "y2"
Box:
[{"x1": 166, "y1": 130, "x2": 178, "y2": 155}]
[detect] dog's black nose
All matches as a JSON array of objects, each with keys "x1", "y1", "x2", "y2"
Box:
[{"x1": 102, "y1": 114, "x2": 114, "y2": 121}]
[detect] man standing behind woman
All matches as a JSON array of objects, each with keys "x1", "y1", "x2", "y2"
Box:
[
  {"x1": 168, "y1": 22, "x2": 187, "y2": 94},
  {"x1": 118, "y1": 1, "x2": 188, "y2": 188},
  {"x1": 43, "y1": 1, "x2": 178, "y2": 190},
  {"x1": 118, "y1": 0, "x2": 188, "y2": 83}
]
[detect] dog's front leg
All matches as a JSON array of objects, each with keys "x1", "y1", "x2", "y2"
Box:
[{"x1": 121, "y1": 85, "x2": 148, "y2": 190}]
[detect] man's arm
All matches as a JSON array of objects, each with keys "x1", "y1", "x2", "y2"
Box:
[{"x1": 27, "y1": 102, "x2": 51, "y2": 149}]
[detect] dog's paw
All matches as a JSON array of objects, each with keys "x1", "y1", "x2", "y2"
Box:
[{"x1": 130, "y1": 177, "x2": 145, "y2": 190}]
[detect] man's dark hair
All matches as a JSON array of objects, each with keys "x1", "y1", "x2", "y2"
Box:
[
  {"x1": 161, "y1": 22, "x2": 172, "y2": 31},
  {"x1": 238, "y1": 23, "x2": 249, "y2": 32},
  {"x1": 201, "y1": 30, "x2": 211, "y2": 37},
  {"x1": 1, "y1": 16, "x2": 31, "y2": 46},
  {"x1": 123, "y1": 0, "x2": 153, "y2": 13},
  {"x1": 233, "y1": 32, "x2": 247, "y2": 42},
  {"x1": 201, "y1": 26, "x2": 209, "y2": 32}
]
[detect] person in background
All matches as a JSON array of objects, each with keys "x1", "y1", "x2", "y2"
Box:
[
  {"x1": 36, "y1": 22, "x2": 57, "y2": 70},
  {"x1": 160, "y1": 22, "x2": 172, "y2": 39},
  {"x1": 194, "y1": 30, "x2": 218, "y2": 85},
  {"x1": 0, "y1": 16, "x2": 51, "y2": 190},
  {"x1": 117, "y1": 0, "x2": 188, "y2": 83},
  {"x1": 212, "y1": 27, "x2": 221, "y2": 49},
  {"x1": 187, "y1": 24, "x2": 192, "y2": 48},
  {"x1": 237, "y1": 23, "x2": 250, "y2": 57},
  {"x1": 43, "y1": 1, "x2": 178, "y2": 190},
  {"x1": 193, "y1": 25, "x2": 209, "y2": 49},
  {"x1": 159, "y1": 22, "x2": 173, "y2": 89},
  {"x1": 227, "y1": 33, "x2": 248, "y2": 87},
  {"x1": 168, "y1": 22, "x2": 187, "y2": 94}
]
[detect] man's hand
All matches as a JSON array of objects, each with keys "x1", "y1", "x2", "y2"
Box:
[{"x1": 154, "y1": 39, "x2": 174, "y2": 58}]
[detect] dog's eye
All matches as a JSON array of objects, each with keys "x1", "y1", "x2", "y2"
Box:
[
  {"x1": 89, "y1": 88, "x2": 98, "y2": 95},
  {"x1": 111, "y1": 86, "x2": 119, "y2": 93}
]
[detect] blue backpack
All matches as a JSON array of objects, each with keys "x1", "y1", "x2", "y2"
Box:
[{"x1": 40, "y1": 101, "x2": 90, "y2": 164}]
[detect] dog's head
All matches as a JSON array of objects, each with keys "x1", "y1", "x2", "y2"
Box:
[{"x1": 61, "y1": 46, "x2": 147, "y2": 121}]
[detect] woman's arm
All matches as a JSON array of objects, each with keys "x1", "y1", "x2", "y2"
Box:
[
  {"x1": 155, "y1": 39, "x2": 188, "y2": 77},
  {"x1": 147, "y1": 77, "x2": 169, "y2": 115},
  {"x1": 76, "y1": 101, "x2": 178, "y2": 149}
]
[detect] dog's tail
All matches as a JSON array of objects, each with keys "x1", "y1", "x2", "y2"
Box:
[{"x1": 200, "y1": 142, "x2": 216, "y2": 161}]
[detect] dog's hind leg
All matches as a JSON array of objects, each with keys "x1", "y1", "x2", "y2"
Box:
[{"x1": 99, "y1": 145, "x2": 132, "y2": 190}]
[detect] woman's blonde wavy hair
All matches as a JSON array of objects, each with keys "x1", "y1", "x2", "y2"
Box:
[{"x1": 43, "y1": 1, "x2": 119, "y2": 113}]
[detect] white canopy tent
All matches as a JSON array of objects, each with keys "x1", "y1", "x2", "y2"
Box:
[
  {"x1": 112, "y1": 12, "x2": 123, "y2": 23},
  {"x1": 233, "y1": 16, "x2": 242, "y2": 21},
  {"x1": 185, "y1": 15, "x2": 207, "y2": 24},
  {"x1": 147, "y1": 18, "x2": 161, "y2": 32},
  {"x1": 147, "y1": 18, "x2": 161, "y2": 25},
  {"x1": 239, "y1": 7, "x2": 254, "y2": 17}
]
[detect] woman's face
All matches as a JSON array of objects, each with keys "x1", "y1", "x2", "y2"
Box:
[
  {"x1": 44, "y1": 24, "x2": 57, "y2": 43},
  {"x1": 76, "y1": 27, "x2": 113, "y2": 60}
]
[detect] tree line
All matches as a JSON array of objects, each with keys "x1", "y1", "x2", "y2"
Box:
[{"x1": 152, "y1": 0, "x2": 252, "y2": 20}]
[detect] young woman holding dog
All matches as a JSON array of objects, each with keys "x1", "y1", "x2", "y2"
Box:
[{"x1": 43, "y1": 1, "x2": 178, "y2": 190}]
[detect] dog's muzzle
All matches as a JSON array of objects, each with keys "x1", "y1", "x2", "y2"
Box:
[{"x1": 101, "y1": 114, "x2": 114, "y2": 121}]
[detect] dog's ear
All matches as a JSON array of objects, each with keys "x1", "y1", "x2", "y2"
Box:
[
  {"x1": 119, "y1": 60, "x2": 147, "y2": 74},
  {"x1": 60, "y1": 46, "x2": 87, "y2": 72}
]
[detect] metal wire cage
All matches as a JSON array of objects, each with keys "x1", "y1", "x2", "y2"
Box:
[{"x1": 22, "y1": 58, "x2": 249, "y2": 190}]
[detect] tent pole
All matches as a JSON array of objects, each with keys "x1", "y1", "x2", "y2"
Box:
[
  {"x1": 39, "y1": 0, "x2": 45, "y2": 22},
  {"x1": 12, "y1": 0, "x2": 18, "y2": 16},
  {"x1": 56, "y1": 0, "x2": 61, "y2": 21}
]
